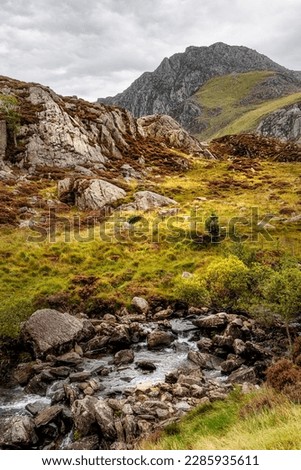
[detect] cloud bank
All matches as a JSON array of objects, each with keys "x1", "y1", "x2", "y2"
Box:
[{"x1": 0, "y1": 0, "x2": 300, "y2": 101}]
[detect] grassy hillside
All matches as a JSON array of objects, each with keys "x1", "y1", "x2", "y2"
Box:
[
  {"x1": 194, "y1": 71, "x2": 301, "y2": 140},
  {"x1": 141, "y1": 387, "x2": 301, "y2": 450},
  {"x1": 1, "y1": 156, "x2": 301, "y2": 337}
]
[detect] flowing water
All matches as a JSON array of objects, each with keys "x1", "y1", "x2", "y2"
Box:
[{"x1": 0, "y1": 318, "x2": 223, "y2": 419}]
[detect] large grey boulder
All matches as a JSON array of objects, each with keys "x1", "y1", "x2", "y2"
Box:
[
  {"x1": 76, "y1": 179, "x2": 126, "y2": 210},
  {"x1": 120, "y1": 190, "x2": 177, "y2": 212},
  {"x1": 58, "y1": 178, "x2": 126, "y2": 210},
  {"x1": 72, "y1": 397, "x2": 116, "y2": 440},
  {"x1": 147, "y1": 330, "x2": 175, "y2": 349},
  {"x1": 114, "y1": 349, "x2": 134, "y2": 365},
  {"x1": 34, "y1": 405, "x2": 63, "y2": 428},
  {"x1": 227, "y1": 366, "x2": 257, "y2": 384},
  {"x1": 21, "y1": 309, "x2": 92, "y2": 357},
  {"x1": 193, "y1": 312, "x2": 229, "y2": 330}
]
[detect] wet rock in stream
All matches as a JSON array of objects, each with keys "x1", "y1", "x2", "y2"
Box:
[{"x1": 0, "y1": 306, "x2": 291, "y2": 449}]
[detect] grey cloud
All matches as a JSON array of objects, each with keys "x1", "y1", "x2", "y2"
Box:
[{"x1": 0, "y1": 0, "x2": 300, "y2": 101}]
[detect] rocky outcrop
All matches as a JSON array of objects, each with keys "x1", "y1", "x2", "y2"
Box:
[
  {"x1": 0, "y1": 75, "x2": 210, "y2": 182},
  {"x1": 58, "y1": 177, "x2": 126, "y2": 210},
  {"x1": 98, "y1": 43, "x2": 297, "y2": 132},
  {"x1": 21, "y1": 309, "x2": 94, "y2": 357},
  {"x1": 257, "y1": 102, "x2": 301, "y2": 143},
  {"x1": 119, "y1": 191, "x2": 177, "y2": 212},
  {"x1": 138, "y1": 114, "x2": 212, "y2": 156}
]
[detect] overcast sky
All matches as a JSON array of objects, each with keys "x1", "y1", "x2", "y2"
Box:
[{"x1": 1, "y1": 0, "x2": 300, "y2": 102}]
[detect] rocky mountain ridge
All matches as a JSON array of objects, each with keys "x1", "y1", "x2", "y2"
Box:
[
  {"x1": 0, "y1": 75, "x2": 208, "y2": 182},
  {"x1": 98, "y1": 43, "x2": 301, "y2": 135}
]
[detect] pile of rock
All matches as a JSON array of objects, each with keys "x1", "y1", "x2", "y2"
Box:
[{"x1": 0, "y1": 300, "x2": 288, "y2": 450}]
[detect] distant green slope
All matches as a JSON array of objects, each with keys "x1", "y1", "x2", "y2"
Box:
[
  {"x1": 214, "y1": 92, "x2": 301, "y2": 138},
  {"x1": 194, "y1": 71, "x2": 301, "y2": 140}
]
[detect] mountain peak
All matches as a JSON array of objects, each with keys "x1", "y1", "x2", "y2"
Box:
[{"x1": 97, "y1": 43, "x2": 297, "y2": 132}]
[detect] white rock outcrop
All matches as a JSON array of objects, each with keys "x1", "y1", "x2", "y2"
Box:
[
  {"x1": 120, "y1": 190, "x2": 177, "y2": 212},
  {"x1": 58, "y1": 178, "x2": 126, "y2": 210}
]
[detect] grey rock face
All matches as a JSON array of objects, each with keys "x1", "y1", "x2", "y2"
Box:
[
  {"x1": 16, "y1": 86, "x2": 141, "y2": 169},
  {"x1": 66, "y1": 435, "x2": 99, "y2": 450},
  {"x1": 21, "y1": 309, "x2": 91, "y2": 357},
  {"x1": 34, "y1": 405, "x2": 63, "y2": 428},
  {"x1": 257, "y1": 102, "x2": 301, "y2": 143},
  {"x1": 1, "y1": 75, "x2": 211, "y2": 182},
  {"x1": 99, "y1": 42, "x2": 293, "y2": 132},
  {"x1": 138, "y1": 114, "x2": 208, "y2": 155},
  {"x1": 72, "y1": 396, "x2": 97, "y2": 436},
  {"x1": 94, "y1": 399, "x2": 116, "y2": 439}
]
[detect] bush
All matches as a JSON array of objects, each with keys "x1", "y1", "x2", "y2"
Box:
[
  {"x1": 229, "y1": 243, "x2": 258, "y2": 267},
  {"x1": 262, "y1": 268, "x2": 301, "y2": 321},
  {"x1": 174, "y1": 275, "x2": 210, "y2": 307},
  {"x1": 239, "y1": 387, "x2": 285, "y2": 419},
  {"x1": 204, "y1": 256, "x2": 249, "y2": 309},
  {"x1": 266, "y1": 359, "x2": 301, "y2": 402},
  {"x1": 262, "y1": 268, "x2": 301, "y2": 351},
  {"x1": 248, "y1": 263, "x2": 274, "y2": 296},
  {"x1": 239, "y1": 263, "x2": 275, "y2": 321}
]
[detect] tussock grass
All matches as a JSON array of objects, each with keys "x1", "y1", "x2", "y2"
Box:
[
  {"x1": 141, "y1": 388, "x2": 301, "y2": 450},
  {"x1": 1, "y1": 159, "x2": 301, "y2": 337}
]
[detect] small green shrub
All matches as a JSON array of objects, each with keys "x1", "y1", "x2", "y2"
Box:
[
  {"x1": 174, "y1": 275, "x2": 210, "y2": 307},
  {"x1": 229, "y1": 243, "x2": 258, "y2": 267},
  {"x1": 261, "y1": 268, "x2": 301, "y2": 350},
  {"x1": 262, "y1": 268, "x2": 301, "y2": 321},
  {"x1": 205, "y1": 256, "x2": 249, "y2": 309}
]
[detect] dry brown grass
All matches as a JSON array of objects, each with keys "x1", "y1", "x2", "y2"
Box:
[{"x1": 266, "y1": 358, "x2": 301, "y2": 402}]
